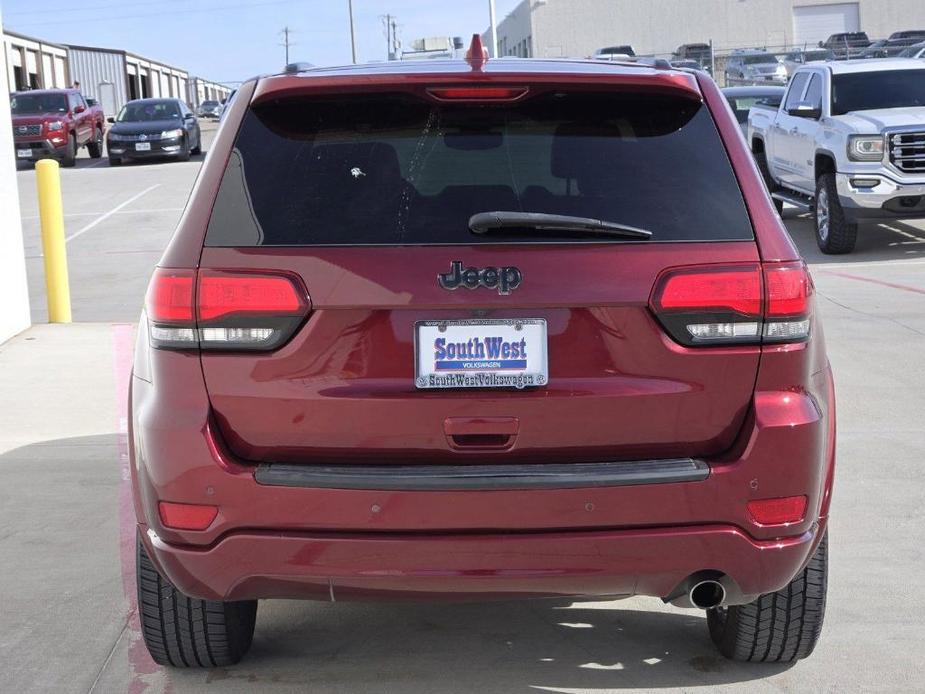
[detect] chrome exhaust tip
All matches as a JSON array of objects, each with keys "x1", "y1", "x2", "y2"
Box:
[{"x1": 689, "y1": 579, "x2": 726, "y2": 609}]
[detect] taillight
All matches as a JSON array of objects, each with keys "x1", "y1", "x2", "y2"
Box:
[
  {"x1": 747, "y1": 495, "x2": 807, "y2": 526},
  {"x1": 649, "y1": 262, "x2": 812, "y2": 346},
  {"x1": 427, "y1": 86, "x2": 529, "y2": 101},
  {"x1": 158, "y1": 501, "x2": 218, "y2": 531},
  {"x1": 145, "y1": 268, "x2": 309, "y2": 351}
]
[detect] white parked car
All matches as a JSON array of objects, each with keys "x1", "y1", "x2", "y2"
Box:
[
  {"x1": 747, "y1": 59, "x2": 925, "y2": 254},
  {"x1": 724, "y1": 50, "x2": 787, "y2": 84}
]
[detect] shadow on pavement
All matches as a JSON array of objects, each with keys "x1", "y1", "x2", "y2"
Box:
[
  {"x1": 782, "y1": 208, "x2": 925, "y2": 265},
  {"x1": 167, "y1": 598, "x2": 791, "y2": 691}
]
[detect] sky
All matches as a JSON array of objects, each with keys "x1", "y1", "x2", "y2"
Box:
[{"x1": 0, "y1": 0, "x2": 522, "y2": 84}]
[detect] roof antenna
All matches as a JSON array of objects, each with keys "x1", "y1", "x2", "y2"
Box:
[{"x1": 466, "y1": 33, "x2": 488, "y2": 70}]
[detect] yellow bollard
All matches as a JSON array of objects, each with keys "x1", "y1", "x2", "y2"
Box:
[{"x1": 35, "y1": 159, "x2": 72, "y2": 323}]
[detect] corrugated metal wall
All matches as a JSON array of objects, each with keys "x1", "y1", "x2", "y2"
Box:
[{"x1": 67, "y1": 48, "x2": 127, "y2": 117}]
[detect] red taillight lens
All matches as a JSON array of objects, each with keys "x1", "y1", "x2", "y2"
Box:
[
  {"x1": 747, "y1": 495, "x2": 807, "y2": 526},
  {"x1": 146, "y1": 268, "x2": 195, "y2": 323},
  {"x1": 158, "y1": 501, "x2": 218, "y2": 531},
  {"x1": 198, "y1": 272, "x2": 305, "y2": 322},
  {"x1": 144, "y1": 268, "x2": 310, "y2": 351},
  {"x1": 764, "y1": 262, "x2": 812, "y2": 317},
  {"x1": 652, "y1": 265, "x2": 762, "y2": 316},
  {"x1": 427, "y1": 86, "x2": 529, "y2": 101},
  {"x1": 650, "y1": 262, "x2": 813, "y2": 346}
]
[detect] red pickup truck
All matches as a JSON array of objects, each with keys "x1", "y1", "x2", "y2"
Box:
[{"x1": 11, "y1": 88, "x2": 105, "y2": 167}]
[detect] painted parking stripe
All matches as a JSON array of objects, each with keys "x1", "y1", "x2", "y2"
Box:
[
  {"x1": 64, "y1": 184, "x2": 161, "y2": 243},
  {"x1": 817, "y1": 269, "x2": 925, "y2": 296}
]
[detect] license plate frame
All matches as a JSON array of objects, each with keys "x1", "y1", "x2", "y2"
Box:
[
  {"x1": 414, "y1": 319, "x2": 548, "y2": 390},
  {"x1": 16, "y1": 148, "x2": 32, "y2": 158}
]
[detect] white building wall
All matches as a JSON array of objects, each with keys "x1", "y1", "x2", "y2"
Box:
[
  {"x1": 492, "y1": 0, "x2": 925, "y2": 58},
  {"x1": 0, "y1": 15, "x2": 32, "y2": 343}
]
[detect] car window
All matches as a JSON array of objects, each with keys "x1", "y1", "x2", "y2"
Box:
[
  {"x1": 10, "y1": 93, "x2": 68, "y2": 114},
  {"x1": 804, "y1": 74, "x2": 823, "y2": 110},
  {"x1": 205, "y1": 91, "x2": 754, "y2": 246},
  {"x1": 743, "y1": 55, "x2": 778, "y2": 65},
  {"x1": 117, "y1": 101, "x2": 182, "y2": 122},
  {"x1": 785, "y1": 73, "x2": 810, "y2": 110},
  {"x1": 831, "y1": 69, "x2": 925, "y2": 114}
]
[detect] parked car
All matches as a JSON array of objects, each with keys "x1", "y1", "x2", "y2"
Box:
[
  {"x1": 748, "y1": 59, "x2": 925, "y2": 253},
  {"x1": 674, "y1": 42, "x2": 711, "y2": 63},
  {"x1": 106, "y1": 98, "x2": 201, "y2": 165},
  {"x1": 819, "y1": 31, "x2": 871, "y2": 58},
  {"x1": 724, "y1": 50, "x2": 788, "y2": 83},
  {"x1": 888, "y1": 30, "x2": 925, "y2": 40},
  {"x1": 131, "y1": 43, "x2": 834, "y2": 668},
  {"x1": 670, "y1": 59, "x2": 706, "y2": 71},
  {"x1": 197, "y1": 99, "x2": 222, "y2": 119},
  {"x1": 782, "y1": 48, "x2": 836, "y2": 76},
  {"x1": 897, "y1": 41, "x2": 925, "y2": 58},
  {"x1": 722, "y1": 85, "x2": 785, "y2": 135},
  {"x1": 592, "y1": 45, "x2": 636, "y2": 60},
  {"x1": 10, "y1": 88, "x2": 105, "y2": 166},
  {"x1": 859, "y1": 37, "x2": 923, "y2": 58}
]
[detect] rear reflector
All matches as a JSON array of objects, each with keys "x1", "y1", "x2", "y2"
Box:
[
  {"x1": 746, "y1": 495, "x2": 807, "y2": 526},
  {"x1": 158, "y1": 501, "x2": 218, "y2": 531},
  {"x1": 650, "y1": 262, "x2": 812, "y2": 346},
  {"x1": 427, "y1": 86, "x2": 529, "y2": 101},
  {"x1": 145, "y1": 268, "x2": 309, "y2": 351}
]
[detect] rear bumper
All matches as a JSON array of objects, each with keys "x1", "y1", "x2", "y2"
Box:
[
  {"x1": 130, "y1": 341, "x2": 836, "y2": 605},
  {"x1": 140, "y1": 521, "x2": 823, "y2": 603}
]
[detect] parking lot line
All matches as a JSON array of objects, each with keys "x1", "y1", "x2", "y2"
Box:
[
  {"x1": 817, "y1": 269, "x2": 925, "y2": 296},
  {"x1": 64, "y1": 184, "x2": 161, "y2": 243}
]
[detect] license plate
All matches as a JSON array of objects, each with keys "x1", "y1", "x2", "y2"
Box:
[
  {"x1": 414, "y1": 319, "x2": 548, "y2": 390},
  {"x1": 17, "y1": 149, "x2": 31, "y2": 158},
  {"x1": 135, "y1": 142, "x2": 151, "y2": 151}
]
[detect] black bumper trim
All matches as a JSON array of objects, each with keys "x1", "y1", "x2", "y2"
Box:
[{"x1": 254, "y1": 458, "x2": 709, "y2": 491}]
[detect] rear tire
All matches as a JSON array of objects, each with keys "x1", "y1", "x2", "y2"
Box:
[
  {"x1": 108, "y1": 155, "x2": 122, "y2": 167},
  {"x1": 707, "y1": 531, "x2": 828, "y2": 662},
  {"x1": 136, "y1": 535, "x2": 257, "y2": 667},
  {"x1": 815, "y1": 173, "x2": 857, "y2": 254},
  {"x1": 87, "y1": 127, "x2": 103, "y2": 158},
  {"x1": 61, "y1": 134, "x2": 77, "y2": 167},
  {"x1": 754, "y1": 150, "x2": 783, "y2": 215}
]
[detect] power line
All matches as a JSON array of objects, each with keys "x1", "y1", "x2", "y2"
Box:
[{"x1": 8, "y1": 0, "x2": 297, "y2": 28}]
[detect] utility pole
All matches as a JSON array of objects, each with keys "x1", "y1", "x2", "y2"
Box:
[
  {"x1": 382, "y1": 14, "x2": 392, "y2": 60},
  {"x1": 348, "y1": 0, "x2": 357, "y2": 64},
  {"x1": 279, "y1": 26, "x2": 294, "y2": 65},
  {"x1": 488, "y1": 0, "x2": 497, "y2": 58}
]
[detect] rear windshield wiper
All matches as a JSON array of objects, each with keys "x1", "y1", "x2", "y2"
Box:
[{"x1": 469, "y1": 211, "x2": 652, "y2": 240}]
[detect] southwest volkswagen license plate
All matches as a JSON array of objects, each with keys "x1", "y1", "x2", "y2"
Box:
[{"x1": 415, "y1": 319, "x2": 548, "y2": 390}]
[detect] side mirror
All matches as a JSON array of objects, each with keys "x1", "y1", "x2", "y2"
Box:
[
  {"x1": 74, "y1": 104, "x2": 86, "y2": 114},
  {"x1": 817, "y1": 41, "x2": 824, "y2": 48},
  {"x1": 787, "y1": 103, "x2": 821, "y2": 120},
  {"x1": 107, "y1": 117, "x2": 115, "y2": 123}
]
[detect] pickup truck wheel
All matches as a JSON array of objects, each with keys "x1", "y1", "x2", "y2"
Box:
[
  {"x1": 87, "y1": 128, "x2": 103, "y2": 159},
  {"x1": 754, "y1": 151, "x2": 783, "y2": 215},
  {"x1": 815, "y1": 174, "x2": 857, "y2": 254},
  {"x1": 61, "y1": 134, "x2": 77, "y2": 167},
  {"x1": 707, "y1": 531, "x2": 827, "y2": 662},
  {"x1": 137, "y1": 535, "x2": 257, "y2": 667}
]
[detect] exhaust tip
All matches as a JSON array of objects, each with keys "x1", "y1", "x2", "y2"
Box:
[{"x1": 689, "y1": 579, "x2": 726, "y2": 609}]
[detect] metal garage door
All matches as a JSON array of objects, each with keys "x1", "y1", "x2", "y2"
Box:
[{"x1": 793, "y1": 3, "x2": 860, "y2": 48}]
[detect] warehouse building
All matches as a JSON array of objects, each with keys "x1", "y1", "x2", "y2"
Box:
[
  {"x1": 66, "y1": 44, "x2": 189, "y2": 118},
  {"x1": 3, "y1": 31, "x2": 69, "y2": 91},
  {"x1": 188, "y1": 76, "x2": 233, "y2": 108},
  {"x1": 487, "y1": 0, "x2": 925, "y2": 59}
]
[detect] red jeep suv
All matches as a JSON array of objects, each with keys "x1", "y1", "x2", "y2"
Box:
[{"x1": 130, "y1": 42, "x2": 834, "y2": 667}]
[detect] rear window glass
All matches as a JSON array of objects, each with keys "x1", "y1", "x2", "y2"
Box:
[{"x1": 206, "y1": 91, "x2": 753, "y2": 246}]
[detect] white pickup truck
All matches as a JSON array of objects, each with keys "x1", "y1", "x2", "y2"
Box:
[{"x1": 748, "y1": 59, "x2": 925, "y2": 253}]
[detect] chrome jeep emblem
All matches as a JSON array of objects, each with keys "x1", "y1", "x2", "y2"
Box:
[{"x1": 438, "y1": 260, "x2": 522, "y2": 295}]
